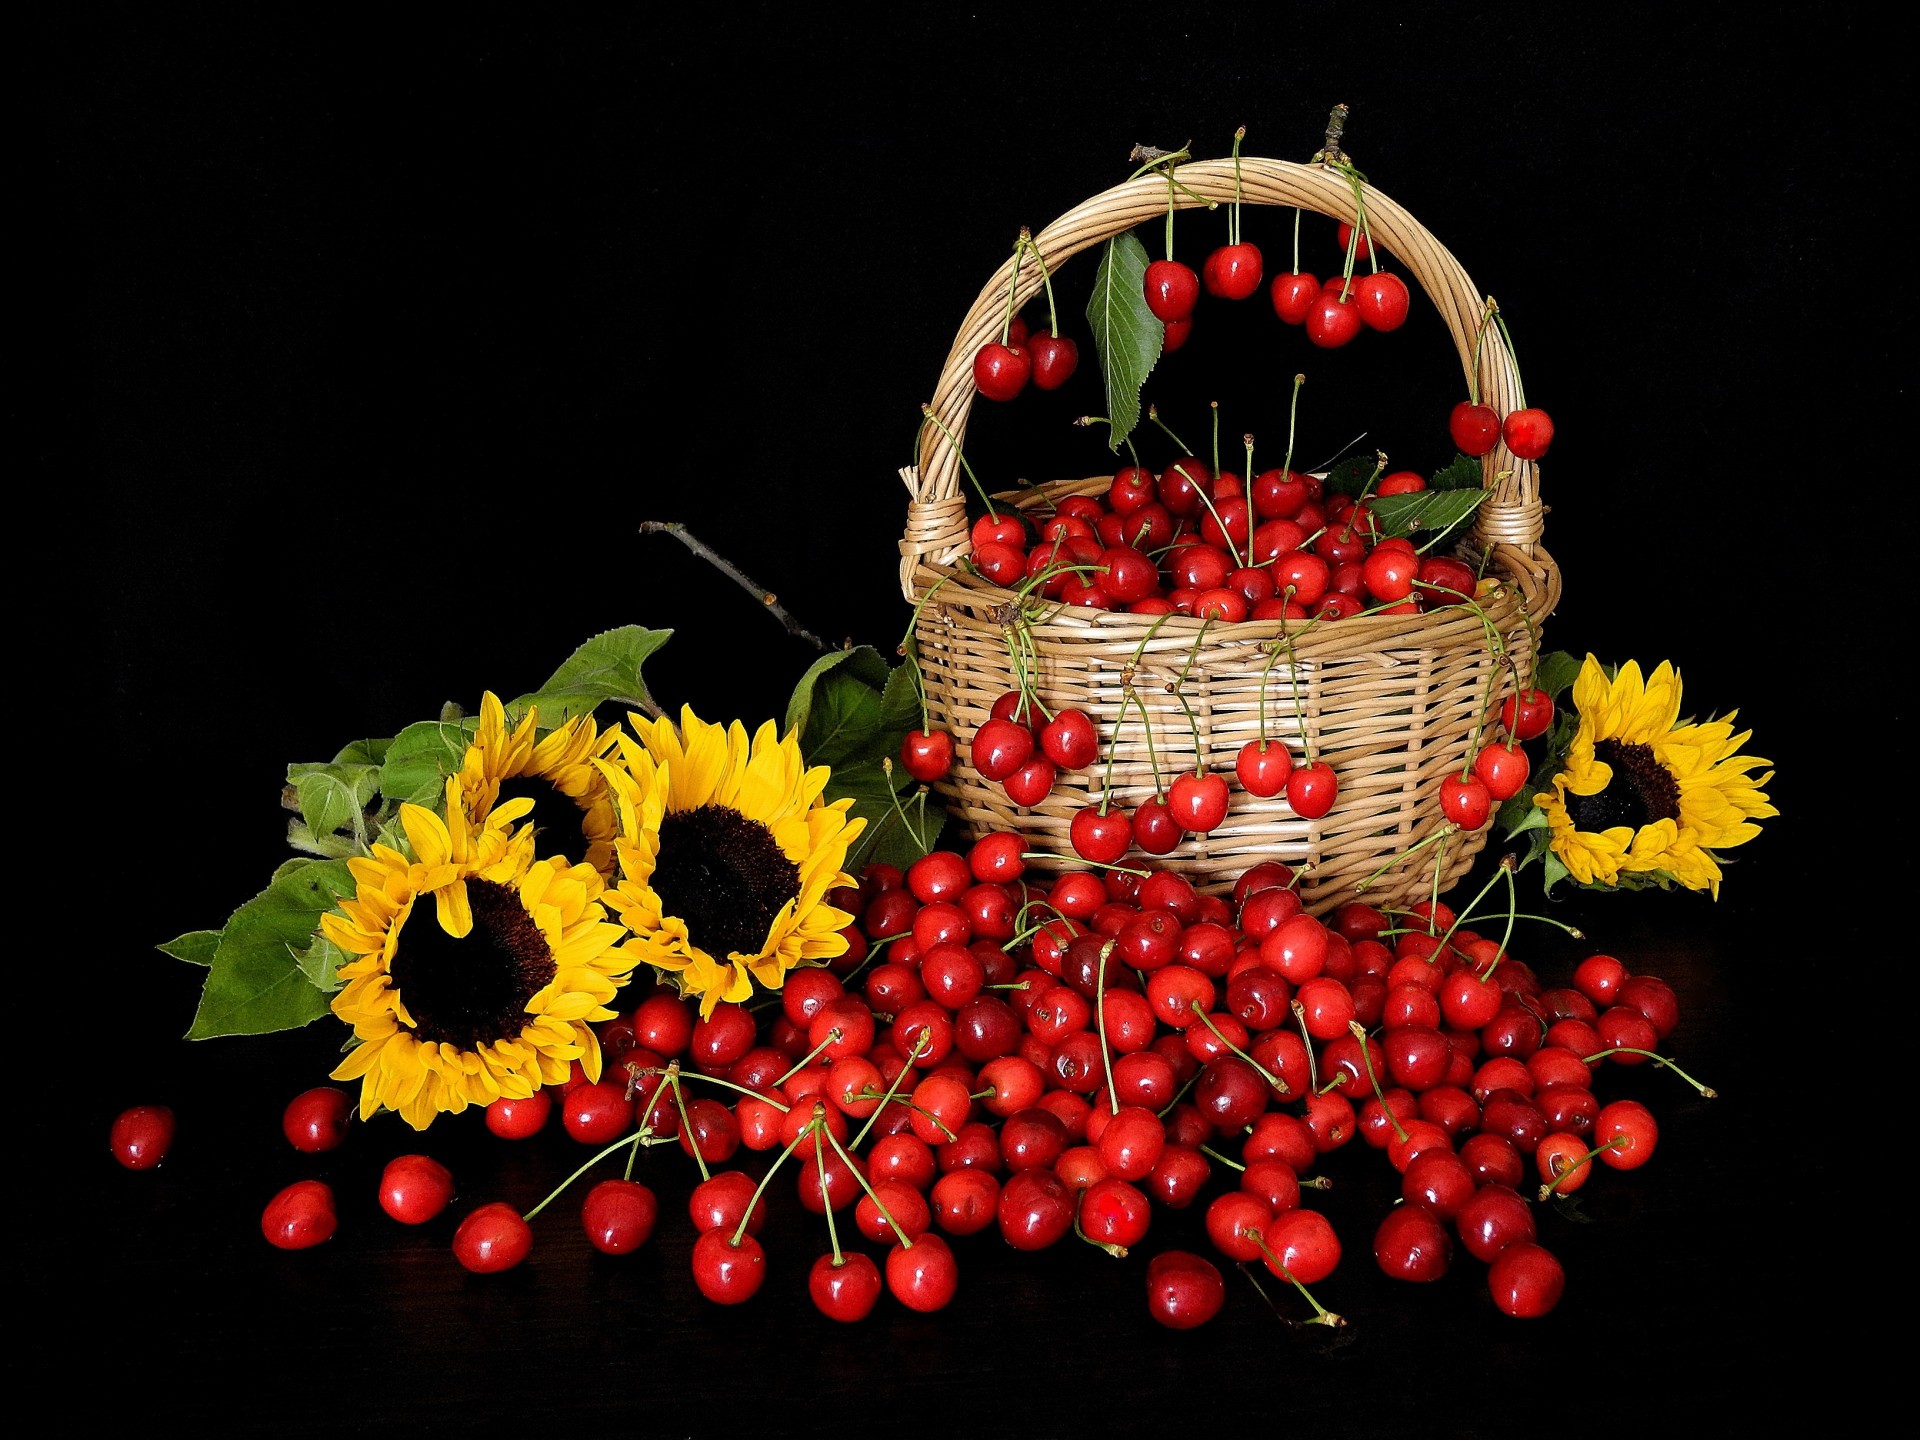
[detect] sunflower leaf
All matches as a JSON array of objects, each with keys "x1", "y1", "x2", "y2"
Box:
[
  {"x1": 787, "y1": 645, "x2": 894, "y2": 769},
  {"x1": 158, "y1": 929, "x2": 221, "y2": 967},
  {"x1": 1535, "y1": 650, "x2": 1583, "y2": 700},
  {"x1": 513, "y1": 625, "x2": 673, "y2": 722},
  {"x1": 296, "y1": 932, "x2": 351, "y2": 992},
  {"x1": 380, "y1": 718, "x2": 477, "y2": 809},
  {"x1": 828, "y1": 760, "x2": 943, "y2": 872},
  {"x1": 186, "y1": 859, "x2": 357, "y2": 1039},
  {"x1": 1085, "y1": 232, "x2": 1162, "y2": 452},
  {"x1": 332, "y1": 737, "x2": 392, "y2": 767},
  {"x1": 1368, "y1": 489, "x2": 1485, "y2": 541},
  {"x1": 293, "y1": 763, "x2": 379, "y2": 839}
]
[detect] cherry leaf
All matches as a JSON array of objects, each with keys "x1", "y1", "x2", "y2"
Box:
[{"x1": 1085, "y1": 232, "x2": 1162, "y2": 452}]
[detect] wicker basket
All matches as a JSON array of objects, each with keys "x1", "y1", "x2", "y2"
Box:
[{"x1": 898, "y1": 153, "x2": 1563, "y2": 915}]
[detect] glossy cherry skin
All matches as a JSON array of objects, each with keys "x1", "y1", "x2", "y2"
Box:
[
  {"x1": 282, "y1": 1086, "x2": 353, "y2": 1154},
  {"x1": 1028, "y1": 329, "x2": 1079, "y2": 391},
  {"x1": 691, "y1": 1228, "x2": 766, "y2": 1303},
  {"x1": 1203, "y1": 241, "x2": 1264, "y2": 300},
  {"x1": 1354, "y1": 271, "x2": 1411, "y2": 331},
  {"x1": 1502, "y1": 407, "x2": 1554, "y2": 460},
  {"x1": 1449, "y1": 401, "x2": 1501, "y2": 457},
  {"x1": 1285, "y1": 762, "x2": 1338, "y2": 819},
  {"x1": 1594, "y1": 1099, "x2": 1658, "y2": 1169},
  {"x1": 887, "y1": 1232, "x2": 960, "y2": 1312},
  {"x1": 973, "y1": 341, "x2": 1031, "y2": 401},
  {"x1": 809, "y1": 1251, "x2": 884, "y2": 1322},
  {"x1": 379, "y1": 1154, "x2": 456, "y2": 1225},
  {"x1": 1501, "y1": 687, "x2": 1555, "y2": 740},
  {"x1": 1146, "y1": 1249, "x2": 1226, "y2": 1329},
  {"x1": 1473, "y1": 742, "x2": 1531, "y2": 801},
  {"x1": 900, "y1": 728, "x2": 955, "y2": 782},
  {"x1": 1304, "y1": 291, "x2": 1363, "y2": 348},
  {"x1": 262, "y1": 1179, "x2": 338, "y2": 1251},
  {"x1": 1039, "y1": 708, "x2": 1100, "y2": 769},
  {"x1": 1373, "y1": 1203, "x2": 1453, "y2": 1282},
  {"x1": 970, "y1": 718, "x2": 1035, "y2": 783},
  {"x1": 1488, "y1": 1240, "x2": 1565, "y2": 1317},
  {"x1": 1269, "y1": 270, "x2": 1320, "y2": 324},
  {"x1": 1236, "y1": 739, "x2": 1292, "y2": 798},
  {"x1": 1070, "y1": 806, "x2": 1133, "y2": 865},
  {"x1": 1144, "y1": 259, "x2": 1200, "y2": 321},
  {"x1": 1167, "y1": 771, "x2": 1231, "y2": 833},
  {"x1": 110, "y1": 1104, "x2": 176, "y2": 1170},
  {"x1": 1439, "y1": 772, "x2": 1494, "y2": 830},
  {"x1": 1455, "y1": 1183, "x2": 1536, "y2": 1264},
  {"x1": 1263, "y1": 1206, "x2": 1341, "y2": 1284}
]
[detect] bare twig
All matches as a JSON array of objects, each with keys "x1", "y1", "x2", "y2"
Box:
[{"x1": 639, "y1": 521, "x2": 833, "y2": 652}]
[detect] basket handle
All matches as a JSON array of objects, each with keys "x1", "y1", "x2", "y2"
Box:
[{"x1": 901, "y1": 155, "x2": 1542, "y2": 600}]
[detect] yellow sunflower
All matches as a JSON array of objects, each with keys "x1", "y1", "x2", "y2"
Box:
[
  {"x1": 597, "y1": 706, "x2": 864, "y2": 1018},
  {"x1": 322, "y1": 778, "x2": 635, "y2": 1129},
  {"x1": 455, "y1": 690, "x2": 625, "y2": 880},
  {"x1": 1534, "y1": 655, "x2": 1776, "y2": 897}
]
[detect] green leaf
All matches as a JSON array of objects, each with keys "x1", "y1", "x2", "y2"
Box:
[
  {"x1": 379, "y1": 717, "x2": 476, "y2": 809},
  {"x1": 878, "y1": 654, "x2": 924, "y2": 737},
  {"x1": 511, "y1": 625, "x2": 673, "y2": 722},
  {"x1": 1321, "y1": 455, "x2": 1380, "y2": 498},
  {"x1": 186, "y1": 859, "x2": 357, "y2": 1039},
  {"x1": 1429, "y1": 452, "x2": 1482, "y2": 491},
  {"x1": 1536, "y1": 650, "x2": 1583, "y2": 701},
  {"x1": 295, "y1": 932, "x2": 352, "y2": 993},
  {"x1": 829, "y1": 760, "x2": 944, "y2": 872},
  {"x1": 787, "y1": 645, "x2": 892, "y2": 768},
  {"x1": 1085, "y1": 232, "x2": 1162, "y2": 452},
  {"x1": 1368, "y1": 489, "x2": 1485, "y2": 541},
  {"x1": 292, "y1": 762, "x2": 379, "y2": 839},
  {"x1": 285, "y1": 820, "x2": 358, "y2": 859},
  {"x1": 332, "y1": 736, "x2": 392, "y2": 767},
  {"x1": 158, "y1": 930, "x2": 221, "y2": 967}
]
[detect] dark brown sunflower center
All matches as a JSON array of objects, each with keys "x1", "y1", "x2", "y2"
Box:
[
  {"x1": 649, "y1": 804, "x2": 800, "y2": 959},
  {"x1": 1567, "y1": 739, "x2": 1681, "y2": 833},
  {"x1": 387, "y1": 878, "x2": 557, "y2": 1049},
  {"x1": 496, "y1": 774, "x2": 591, "y2": 863}
]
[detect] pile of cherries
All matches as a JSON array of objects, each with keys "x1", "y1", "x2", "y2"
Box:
[{"x1": 116, "y1": 841, "x2": 1701, "y2": 1329}]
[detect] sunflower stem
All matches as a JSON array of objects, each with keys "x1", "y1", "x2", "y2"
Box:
[{"x1": 637, "y1": 521, "x2": 831, "y2": 655}]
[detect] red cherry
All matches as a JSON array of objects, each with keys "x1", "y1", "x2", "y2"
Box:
[
  {"x1": 580, "y1": 1178, "x2": 658, "y2": 1254},
  {"x1": 1236, "y1": 739, "x2": 1293, "y2": 798},
  {"x1": 379, "y1": 1154, "x2": 455, "y2": 1225},
  {"x1": 1373, "y1": 1203, "x2": 1453, "y2": 1283},
  {"x1": 1131, "y1": 799, "x2": 1182, "y2": 856},
  {"x1": 887, "y1": 1233, "x2": 960, "y2": 1312},
  {"x1": 1473, "y1": 743, "x2": 1531, "y2": 801},
  {"x1": 1039, "y1": 708, "x2": 1099, "y2": 770},
  {"x1": 1144, "y1": 259, "x2": 1200, "y2": 321},
  {"x1": 1108, "y1": 465, "x2": 1157, "y2": 515},
  {"x1": 900, "y1": 728, "x2": 955, "y2": 783},
  {"x1": 1263, "y1": 1206, "x2": 1342, "y2": 1285},
  {"x1": 1168, "y1": 771, "x2": 1230, "y2": 834},
  {"x1": 1362, "y1": 545, "x2": 1418, "y2": 603},
  {"x1": 1304, "y1": 290, "x2": 1363, "y2": 347},
  {"x1": 282, "y1": 1085, "x2": 352, "y2": 1154},
  {"x1": 262, "y1": 1179, "x2": 337, "y2": 1251},
  {"x1": 1002, "y1": 755, "x2": 1057, "y2": 808},
  {"x1": 1285, "y1": 761, "x2": 1338, "y2": 819},
  {"x1": 970, "y1": 717, "x2": 1035, "y2": 783},
  {"x1": 809, "y1": 1251, "x2": 884, "y2": 1322},
  {"x1": 690, "y1": 1228, "x2": 766, "y2": 1303},
  {"x1": 1146, "y1": 1249, "x2": 1226, "y2": 1329},
  {"x1": 1353, "y1": 271, "x2": 1411, "y2": 331},
  {"x1": 1502, "y1": 407, "x2": 1554, "y2": 460},
  {"x1": 1449, "y1": 402, "x2": 1501, "y2": 458},
  {"x1": 973, "y1": 341, "x2": 1031, "y2": 401},
  {"x1": 1501, "y1": 687, "x2": 1555, "y2": 741},
  {"x1": 109, "y1": 1104, "x2": 176, "y2": 1171},
  {"x1": 1269, "y1": 270, "x2": 1320, "y2": 325},
  {"x1": 1594, "y1": 1099, "x2": 1659, "y2": 1169},
  {"x1": 484, "y1": 1090, "x2": 552, "y2": 1140},
  {"x1": 1028, "y1": 329, "x2": 1079, "y2": 390},
  {"x1": 1070, "y1": 806, "x2": 1133, "y2": 865},
  {"x1": 1334, "y1": 220, "x2": 1375, "y2": 262},
  {"x1": 1455, "y1": 1183, "x2": 1536, "y2": 1263},
  {"x1": 1488, "y1": 1240, "x2": 1565, "y2": 1317},
  {"x1": 1439, "y1": 772, "x2": 1494, "y2": 830},
  {"x1": 1202, "y1": 242, "x2": 1264, "y2": 300},
  {"x1": 1162, "y1": 317, "x2": 1193, "y2": 352}
]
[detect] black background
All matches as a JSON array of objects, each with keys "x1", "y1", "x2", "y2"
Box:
[{"x1": 33, "y1": 6, "x2": 1903, "y2": 1436}]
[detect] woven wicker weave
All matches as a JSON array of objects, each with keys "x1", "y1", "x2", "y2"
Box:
[{"x1": 898, "y1": 154, "x2": 1563, "y2": 915}]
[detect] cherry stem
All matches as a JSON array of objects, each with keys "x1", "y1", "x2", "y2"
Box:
[
  {"x1": 920, "y1": 403, "x2": 999, "y2": 520},
  {"x1": 1074, "y1": 414, "x2": 1144, "y2": 468},
  {"x1": 1021, "y1": 228, "x2": 1061, "y2": 337},
  {"x1": 851, "y1": 1032, "x2": 931, "y2": 1148},
  {"x1": 1095, "y1": 939, "x2": 1122, "y2": 1115},
  {"x1": 733, "y1": 1112, "x2": 817, "y2": 1246},
  {"x1": 822, "y1": 1122, "x2": 911, "y2": 1248},
  {"x1": 1580, "y1": 1050, "x2": 1718, "y2": 1097},
  {"x1": 1355, "y1": 822, "x2": 1459, "y2": 893},
  {"x1": 1491, "y1": 306, "x2": 1528, "y2": 409},
  {"x1": 1539, "y1": 1137, "x2": 1628, "y2": 1200},
  {"x1": 1254, "y1": 638, "x2": 1284, "y2": 748},
  {"x1": 1072, "y1": 1194, "x2": 1129, "y2": 1259},
  {"x1": 1172, "y1": 618, "x2": 1215, "y2": 774},
  {"x1": 814, "y1": 1128, "x2": 845, "y2": 1264},
  {"x1": 1157, "y1": 1068, "x2": 1201, "y2": 1119},
  {"x1": 1229, "y1": 125, "x2": 1246, "y2": 245},
  {"x1": 668, "y1": 1069, "x2": 709, "y2": 1183},
  {"x1": 1245, "y1": 1233, "x2": 1346, "y2": 1327},
  {"x1": 899, "y1": 574, "x2": 955, "y2": 733},
  {"x1": 1198, "y1": 1143, "x2": 1246, "y2": 1172},
  {"x1": 1275, "y1": 613, "x2": 1316, "y2": 768},
  {"x1": 775, "y1": 1028, "x2": 843, "y2": 1089},
  {"x1": 1190, "y1": 1001, "x2": 1290, "y2": 1096},
  {"x1": 1289, "y1": 207, "x2": 1302, "y2": 275},
  {"x1": 1347, "y1": 1019, "x2": 1408, "y2": 1143},
  {"x1": 1290, "y1": 999, "x2": 1321, "y2": 1093},
  {"x1": 1429, "y1": 861, "x2": 1512, "y2": 958},
  {"x1": 998, "y1": 229, "x2": 1026, "y2": 346}
]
